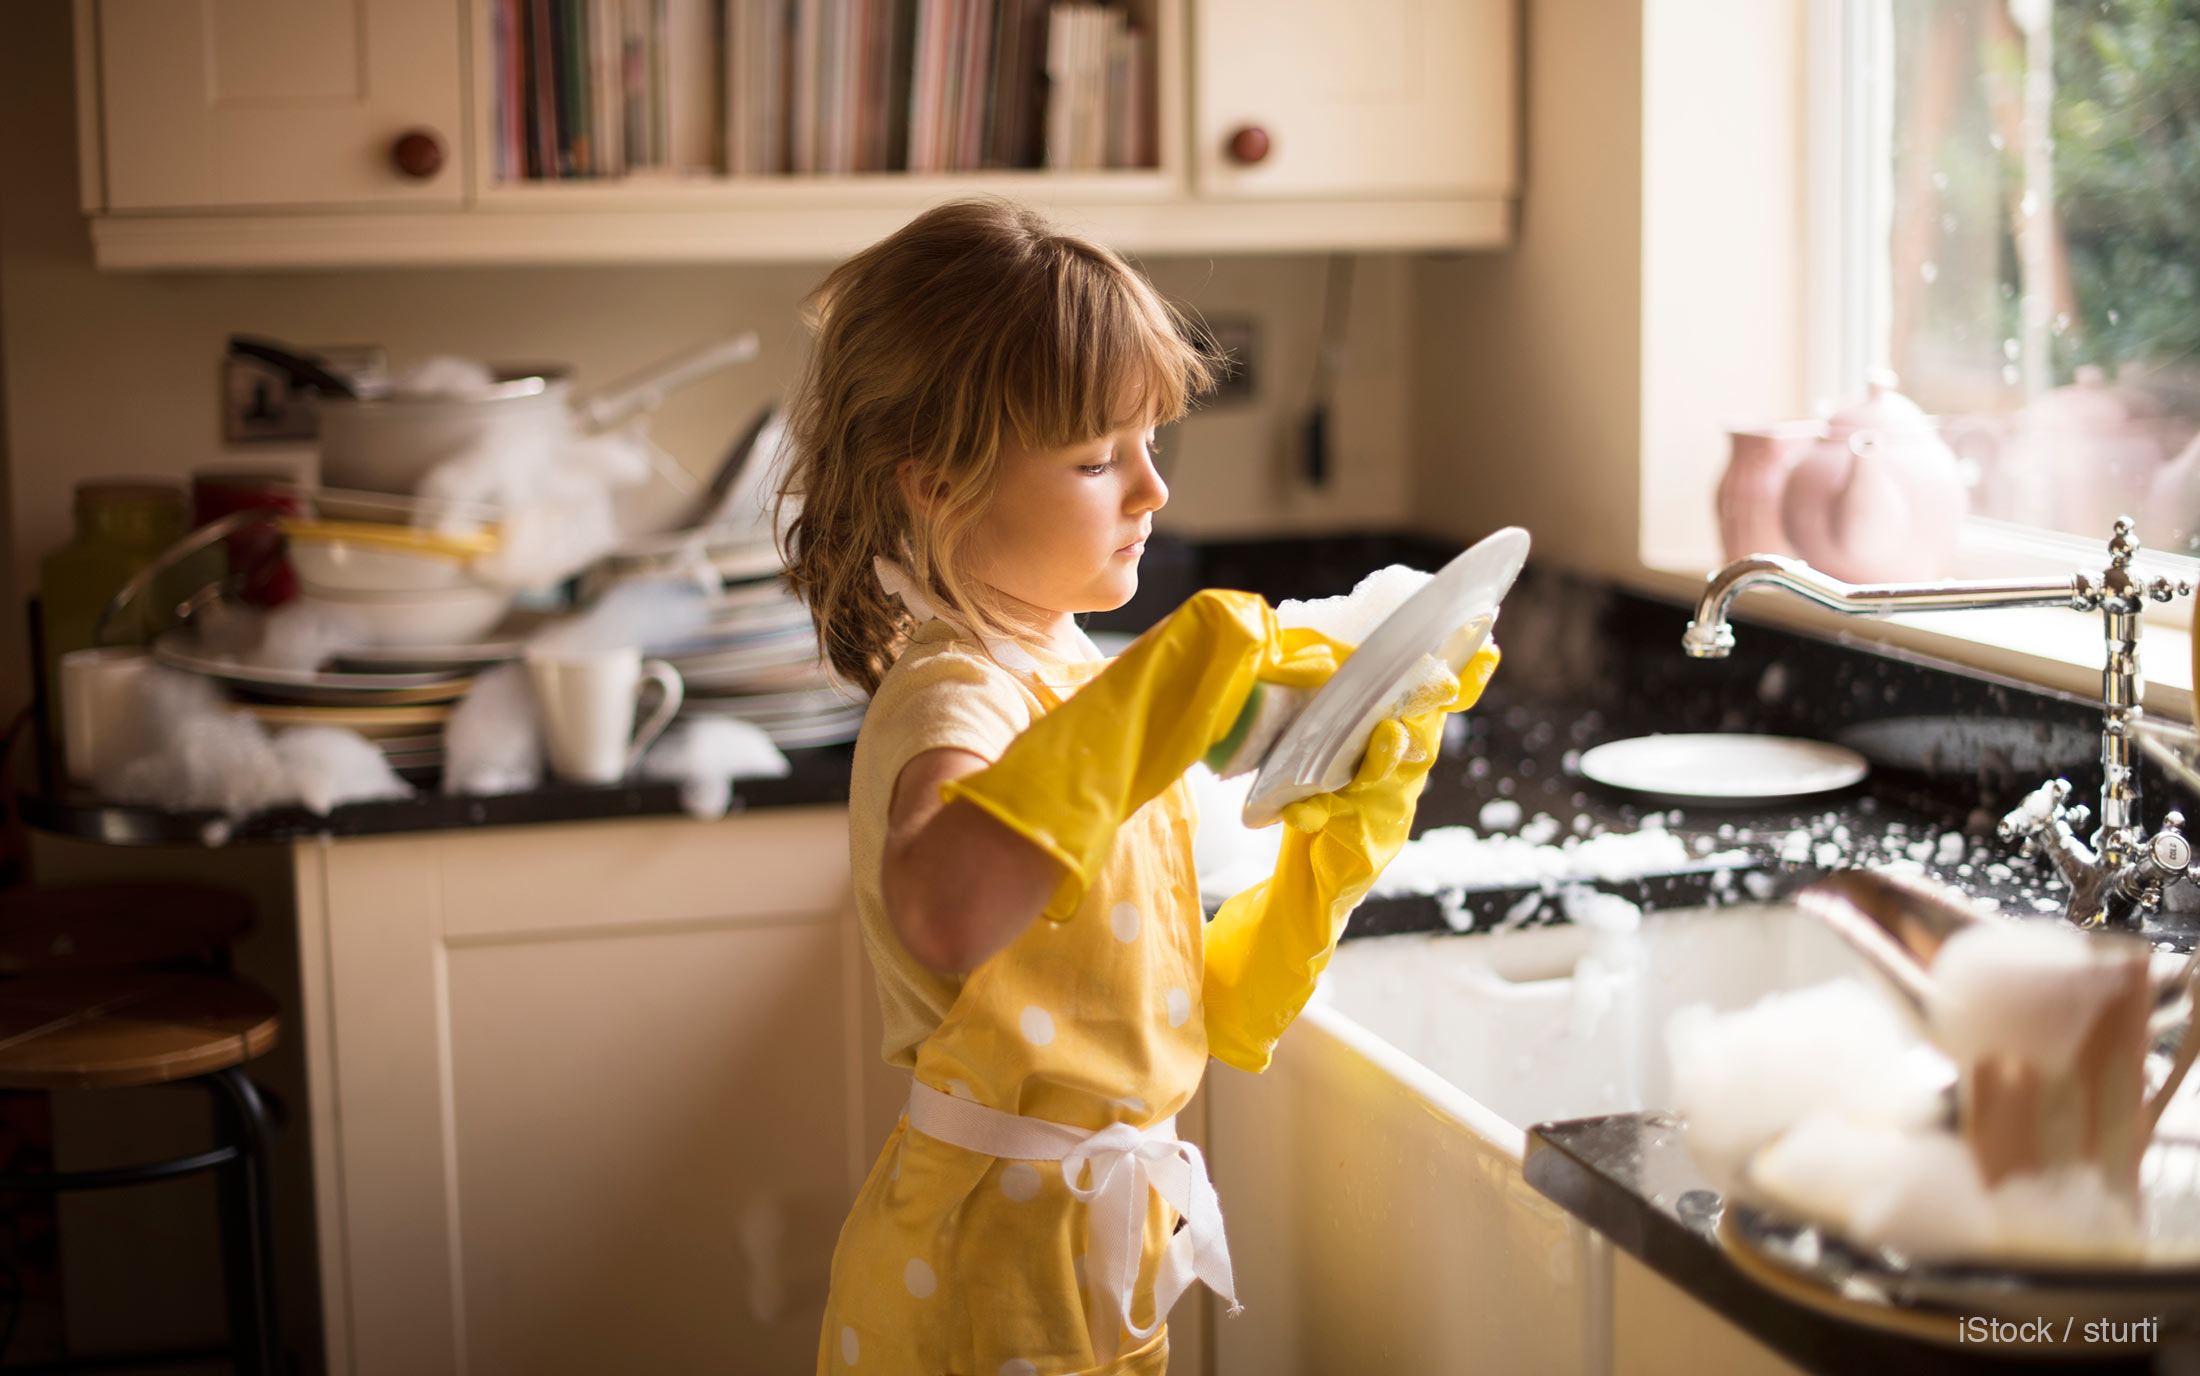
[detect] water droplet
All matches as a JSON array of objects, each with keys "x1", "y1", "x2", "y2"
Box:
[
  {"x1": 1931, "y1": 170, "x2": 1948, "y2": 191},
  {"x1": 2020, "y1": 189, "x2": 2040, "y2": 217},
  {"x1": 2004, "y1": 337, "x2": 2021, "y2": 361},
  {"x1": 1920, "y1": 260, "x2": 1939, "y2": 284},
  {"x1": 2003, "y1": 363, "x2": 2021, "y2": 386},
  {"x1": 2109, "y1": 309, "x2": 2121, "y2": 325}
]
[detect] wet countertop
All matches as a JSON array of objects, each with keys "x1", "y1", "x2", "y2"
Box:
[{"x1": 1525, "y1": 1113, "x2": 2184, "y2": 1373}]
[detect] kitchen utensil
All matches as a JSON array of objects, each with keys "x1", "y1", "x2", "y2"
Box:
[
  {"x1": 226, "y1": 335, "x2": 360, "y2": 398},
  {"x1": 316, "y1": 332, "x2": 758, "y2": 497},
  {"x1": 1790, "y1": 869, "x2": 1982, "y2": 1026},
  {"x1": 1780, "y1": 373, "x2": 1968, "y2": 582},
  {"x1": 59, "y1": 648, "x2": 151, "y2": 786},
  {"x1": 281, "y1": 519, "x2": 499, "y2": 593},
  {"x1": 1719, "y1": 1197, "x2": 2200, "y2": 1337},
  {"x1": 526, "y1": 647, "x2": 684, "y2": 785},
  {"x1": 1243, "y1": 526, "x2": 1530, "y2": 827},
  {"x1": 151, "y1": 635, "x2": 473, "y2": 706},
  {"x1": 294, "y1": 580, "x2": 514, "y2": 647},
  {"x1": 1576, "y1": 734, "x2": 1869, "y2": 806},
  {"x1": 241, "y1": 702, "x2": 452, "y2": 739}
]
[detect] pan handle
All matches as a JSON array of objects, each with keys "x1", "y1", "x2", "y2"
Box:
[{"x1": 573, "y1": 331, "x2": 761, "y2": 434}]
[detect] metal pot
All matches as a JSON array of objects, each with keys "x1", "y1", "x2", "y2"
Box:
[{"x1": 314, "y1": 332, "x2": 759, "y2": 496}]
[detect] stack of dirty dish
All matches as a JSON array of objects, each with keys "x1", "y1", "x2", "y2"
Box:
[{"x1": 589, "y1": 407, "x2": 865, "y2": 749}]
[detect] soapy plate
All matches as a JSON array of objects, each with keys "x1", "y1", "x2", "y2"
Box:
[
  {"x1": 1577, "y1": 733, "x2": 1867, "y2": 806},
  {"x1": 1242, "y1": 526, "x2": 1529, "y2": 828}
]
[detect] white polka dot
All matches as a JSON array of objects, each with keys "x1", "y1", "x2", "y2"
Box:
[
  {"x1": 1001, "y1": 1361, "x2": 1039, "y2": 1376},
  {"x1": 841, "y1": 1325, "x2": 860, "y2": 1364},
  {"x1": 947, "y1": 1079, "x2": 976, "y2": 1100},
  {"x1": 1000, "y1": 1161, "x2": 1041, "y2": 1201},
  {"x1": 1109, "y1": 900, "x2": 1142, "y2": 942},
  {"x1": 1019, "y1": 1006, "x2": 1056, "y2": 1046},
  {"x1": 1166, "y1": 987, "x2": 1191, "y2": 1028},
  {"x1": 904, "y1": 1257, "x2": 936, "y2": 1298}
]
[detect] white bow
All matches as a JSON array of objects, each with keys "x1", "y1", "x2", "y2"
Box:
[{"x1": 1062, "y1": 1123, "x2": 1241, "y2": 1341}]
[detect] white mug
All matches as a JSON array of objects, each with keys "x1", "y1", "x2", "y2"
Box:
[
  {"x1": 525, "y1": 647, "x2": 683, "y2": 786},
  {"x1": 59, "y1": 647, "x2": 151, "y2": 787}
]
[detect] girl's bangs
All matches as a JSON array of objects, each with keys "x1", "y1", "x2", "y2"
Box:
[{"x1": 1006, "y1": 268, "x2": 1209, "y2": 449}]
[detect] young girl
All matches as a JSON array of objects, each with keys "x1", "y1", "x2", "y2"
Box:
[{"x1": 781, "y1": 199, "x2": 1497, "y2": 1376}]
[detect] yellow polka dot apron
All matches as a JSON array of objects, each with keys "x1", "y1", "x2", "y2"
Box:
[{"x1": 820, "y1": 659, "x2": 1234, "y2": 1376}]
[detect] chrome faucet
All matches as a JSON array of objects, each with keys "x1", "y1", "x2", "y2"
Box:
[{"x1": 1683, "y1": 519, "x2": 2193, "y2": 929}]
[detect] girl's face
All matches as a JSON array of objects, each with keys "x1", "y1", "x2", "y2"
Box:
[{"x1": 962, "y1": 417, "x2": 1168, "y2": 624}]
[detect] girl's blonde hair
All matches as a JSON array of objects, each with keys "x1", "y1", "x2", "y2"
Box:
[{"x1": 779, "y1": 197, "x2": 1219, "y2": 695}]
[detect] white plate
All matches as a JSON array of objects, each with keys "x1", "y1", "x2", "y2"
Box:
[
  {"x1": 1577, "y1": 733, "x2": 1868, "y2": 804},
  {"x1": 1243, "y1": 526, "x2": 1530, "y2": 827}
]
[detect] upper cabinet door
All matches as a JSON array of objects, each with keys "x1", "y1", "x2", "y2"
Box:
[
  {"x1": 95, "y1": 0, "x2": 463, "y2": 210},
  {"x1": 1193, "y1": 0, "x2": 1515, "y2": 200}
]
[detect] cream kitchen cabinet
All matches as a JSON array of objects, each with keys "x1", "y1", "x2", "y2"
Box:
[
  {"x1": 1192, "y1": 0, "x2": 1513, "y2": 202},
  {"x1": 86, "y1": 0, "x2": 463, "y2": 210},
  {"x1": 75, "y1": 0, "x2": 1516, "y2": 268},
  {"x1": 290, "y1": 807, "x2": 912, "y2": 1376}
]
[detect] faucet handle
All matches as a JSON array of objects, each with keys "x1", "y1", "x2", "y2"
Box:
[{"x1": 2147, "y1": 576, "x2": 2192, "y2": 604}]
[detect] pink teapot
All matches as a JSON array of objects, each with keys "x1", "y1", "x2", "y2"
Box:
[{"x1": 1779, "y1": 373, "x2": 1968, "y2": 583}]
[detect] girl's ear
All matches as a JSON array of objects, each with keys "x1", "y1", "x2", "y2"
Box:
[{"x1": 897, "y1": 461, "x2": 946, "y2": 517}]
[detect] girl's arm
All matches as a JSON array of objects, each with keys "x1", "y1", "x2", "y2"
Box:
[{"x1": 883, "y1": 747, "x2": 1062, "y2": 973}]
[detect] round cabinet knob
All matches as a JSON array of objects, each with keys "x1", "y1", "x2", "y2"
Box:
[
  {"x1": 391, "y1": 129, "x2": 446, "y2": 180},
  {"x1": 1226, "y1": 125, "x2": 1271, "y2": 166}
]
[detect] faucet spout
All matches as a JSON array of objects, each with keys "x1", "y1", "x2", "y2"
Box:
[{"x1": 1683, "y1": 555, "x2": 2080, "y2": 661}]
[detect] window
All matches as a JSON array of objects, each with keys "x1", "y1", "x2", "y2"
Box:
[{"x1": 1840, "y1": 0, "x2": 2200, "y2": 575}]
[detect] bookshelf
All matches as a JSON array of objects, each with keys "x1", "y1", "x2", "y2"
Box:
[
  {"x1": 468, "y1": 0, "x2": 1187, "y2": 207},
  {"x1": 78, "y1": 0, "x2": 1518, "y2": 270}
]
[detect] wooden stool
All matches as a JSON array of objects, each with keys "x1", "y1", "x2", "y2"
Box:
[
  {"x1": 0, "y1": 884, "x2": 254, "y2": 975},
  {"x1": 0, "y1": 970, "x2": 282, "y2": 1375}
]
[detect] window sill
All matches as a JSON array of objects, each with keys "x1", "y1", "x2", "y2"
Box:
[{"x1": 1625, "y1": 564, "x2": 2196, "y2": 725}]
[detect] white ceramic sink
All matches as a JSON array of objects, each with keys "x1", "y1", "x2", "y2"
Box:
[
  {"x1": 1315, "y1": 901, "x2": 1877, "y2": 1133},
  {"x1": 1208, "y1": 902, "x2": 1862, "y2": 1376}
]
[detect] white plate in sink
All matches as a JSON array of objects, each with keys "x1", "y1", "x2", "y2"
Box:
[{"x1": 1577, "y1": 733, "x2": 1868, "y2": 805}]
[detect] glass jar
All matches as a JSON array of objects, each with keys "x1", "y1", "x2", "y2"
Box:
[{"x1": 38, "y1": 480, "x2": 189, "y2": 735}]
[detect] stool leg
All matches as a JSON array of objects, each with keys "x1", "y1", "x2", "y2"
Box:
[{"x1": 207, "y1": 1069, "x2": 281, "y2": 1376}]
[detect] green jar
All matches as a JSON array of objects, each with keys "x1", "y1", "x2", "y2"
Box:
[{"x1": 38, "y1": 480, "x2": 189, "y2": 735}]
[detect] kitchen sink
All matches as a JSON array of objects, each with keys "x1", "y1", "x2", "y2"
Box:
[{"x1": 1206, "y1": 902, "x2": 1869, "y2": 1376}]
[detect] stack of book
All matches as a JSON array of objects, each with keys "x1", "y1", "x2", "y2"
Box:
[{"x1": 494, "y1": 0, "x2": 1157, "y2": 180}]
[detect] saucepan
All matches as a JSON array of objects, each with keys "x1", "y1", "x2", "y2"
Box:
[{"x1": 231, "y1": 331, "x2": 761, "y2": 497}]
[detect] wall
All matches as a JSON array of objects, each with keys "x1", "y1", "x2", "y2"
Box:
[
  {"x1": 1410, "y1": 0, "x2": 1810, "y2": 584},
  {"x1": 0, "y1": 0, "x2": 1418, "y2": 727}
]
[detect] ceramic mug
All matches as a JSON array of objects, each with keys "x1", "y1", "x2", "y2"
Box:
[
  {"x1": 525, "y1": 647, "x2": 683, "y2": 786},
  {"x1": 59, "y1": 646, "x2": 151, "y2": 786},
  {"x1": 1949, "y1": 928, "x2": 2186, "y2": 1198}
]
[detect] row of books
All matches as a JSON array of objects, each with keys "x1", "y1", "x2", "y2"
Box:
[{"x1": 492, "y1": 0, "x2": 1158, "y2": 180}]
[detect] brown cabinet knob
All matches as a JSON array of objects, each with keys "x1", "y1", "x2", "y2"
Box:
[
  {"x1": 391, "y1": 129, "x2": 445, "y2": 180},
  {"x1": 1226, "y1": 125, "x2": 1271, "y2": 165}
]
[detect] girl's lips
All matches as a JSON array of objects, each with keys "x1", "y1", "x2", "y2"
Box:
[{"x1": 1116, "y1": 539, "x2": 1146, "y2": 556}]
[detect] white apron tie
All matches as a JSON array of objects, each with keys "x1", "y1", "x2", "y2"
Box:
[{"x1": 905, "y1": 1080, "x2": 1240, "y2": 1341}]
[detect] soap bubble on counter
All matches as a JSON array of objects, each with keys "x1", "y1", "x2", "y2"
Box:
[
  {"x1": 442, "y1": 663, "x2": 542, "y2": 796},
  {"x1": 96, "y1": 666, "x2": 410, "y2": 820},
  {"x1": 1477, "y1": 799, "x2": 1523, "y2": 833},
  {"x1": 1371, "y1": 825, "x2": 1749, "y2": 898},
  {"x1": 273, "y1": 727, "x2": 414, "y2": 815},
  {"x1": 640, "y1": 717, "x2": 790, "y2": 820},
  {"x1": 529, "y1": 578, "x2": 712, "y2": 655},
  {"x1": 418, "y1": 412, "x2": 661, "y2": 592}
]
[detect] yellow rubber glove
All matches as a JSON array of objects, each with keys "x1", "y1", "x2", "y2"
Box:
[
  {"x1": 942, "y1": 588, "x2": 1346, "y2": 924},
  {"x1": 1203, "y1": 640, "x2": 1500, "y2": 1074}
]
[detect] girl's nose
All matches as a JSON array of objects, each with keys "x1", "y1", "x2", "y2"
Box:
[{"x1": 1127, "y1": 445, "x2": 1168, "y2": 514}]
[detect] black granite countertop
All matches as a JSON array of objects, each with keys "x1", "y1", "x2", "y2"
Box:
[
  {"x1": 22, "y1": 531, "x2": 2199, "y2": 950},
  {"x1": 1525, "y1": 1113, "x2": 2193, "y2": 1373}
]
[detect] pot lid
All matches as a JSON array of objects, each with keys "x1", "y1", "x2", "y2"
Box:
[{"x1": 1827, "y1": 370, "x2": 1936, "y2": 442}]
